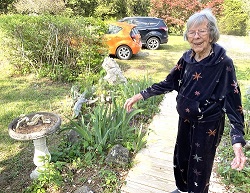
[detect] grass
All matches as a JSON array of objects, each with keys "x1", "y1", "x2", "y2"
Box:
[
  {"x1": 0, "y1": 34, "x2": 250, "y2": 192},
  {"x1": 119, "y1": 36, "x2": 190, "y2": 82},
  {"x1": 0, "y1": 58, "x2": 73, "y2": 191}
]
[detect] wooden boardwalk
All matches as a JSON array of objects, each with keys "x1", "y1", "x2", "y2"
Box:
[{"x1": 121, "y1": 91, "x2": 226, "y2": 193}]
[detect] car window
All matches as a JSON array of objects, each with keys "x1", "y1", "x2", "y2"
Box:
[
  {"x1": 131, "y1": 27, "x2": 139, "y2": 36},
  {"x1": 107, "y1": 24, "x2": 122, "y2": 34},
  {"x1": 148, "y1": 18, "x2": 160, "y2": 26},
  {"x1": 134, "y1": 18, "x2": 149, "y2": 27}
]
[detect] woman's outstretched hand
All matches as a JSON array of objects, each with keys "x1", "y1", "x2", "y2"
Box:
[
  {"x1": 124, "y1": 93, "x2": 143, "y2": 112},
  {"x1": 231, "y1": 143, "x2": 246, "y2": 171}
]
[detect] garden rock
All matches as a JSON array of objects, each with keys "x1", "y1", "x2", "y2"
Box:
[
  {"x1": 74, "y1": 185, "x2": 95, "y2": 193},
  {"x1": 102, "y1": 57, "x2": 127, "y2": 85},
  {"x1": 105, "y1": 144, "x2": 130, "y2": 166},
  {"x1": 67, "y1": 129, "x2": 80, "y2": 144}
]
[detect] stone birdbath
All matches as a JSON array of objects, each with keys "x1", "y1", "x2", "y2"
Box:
[{"x1": 8, "y1": 112, "x2": 61, "y2": 179}]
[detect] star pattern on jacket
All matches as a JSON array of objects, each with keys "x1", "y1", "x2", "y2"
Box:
[
  {"x1": 207, "y1": 129, "x2": 217, "y2": 136},
  {"x1": 237, "y1": 106, "x2": 243, "y2": 114},
  {"x1": 192, "y1": 72, "x2": 202, "y2": 81},
  {"x1": 185, "y1": 108, "x2": 190, "y2": 113},
  {"x1": 193, "y1": 168, "x2": 201, "y2": 176},
  {"x1": 178, "y1": 79, "x2": 182, "y2": 86},
  {"x1": 175, "y1": 63, "x2": 182, "y2": 71},
  {"x1": 195, "y1": 142, "x2": 200, "y2": 147},
  {"x1": 226, "y1": 66, "x2": 232, "y2": 72},
  {"x1": 193, "y1": 154, "x2": 203, "y2": 162},
  {"x1": 231, "y1": 80, "x2": 239, "y2": 94},
  {"x1": 194, "y1": 91, "x2": 200, "y2": 96}
]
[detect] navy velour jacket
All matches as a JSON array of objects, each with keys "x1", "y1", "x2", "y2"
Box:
[{"x1": 140, "y1": 43, "x2": 246, "y2": 146}]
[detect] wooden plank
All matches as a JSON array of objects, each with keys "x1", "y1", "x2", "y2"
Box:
[
  {"x1": 137, "y1": 147, "x2": 174, "y2": 159},
  {"x1": 133, "y1": 153, "x2": 174, "y2": 167},
  {"x1": 122, "y1": 173, "x2": 176, "y2": 192},
  {"x1": 127, "y1": 164, "x2": 175, "y2": 182},
  {"x1": 121, "y1": 180, "x2": 175, "y2": 193}
]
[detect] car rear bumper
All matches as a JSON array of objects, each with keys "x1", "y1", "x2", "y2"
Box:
[
  {"x1": 161, "y1": 36, "x2": 168, "y2": 44},
  {"x1": 131, "y1": 42, "x2": 142, "y2": 54}
]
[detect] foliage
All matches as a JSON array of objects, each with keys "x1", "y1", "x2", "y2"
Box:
[
  {"x1": 13, "y1": 0, "x2": 66, "y2": 14},
  {"x1": 0, "y1": 0, "x2": 15, "y2": 13},
  {"x1": 23, "y1": 156, "x2": 64, "y2": 193},
  {"x1": 61, "y1": 77, "x2": 162, "y2": 154},
  {"x1": 149, "y1": 0, "x2": 224, "y2": 35},
  {"x1": 65, "y1": 0, "x2": 98, "y2": 17},
  {"x1": 99, "y1": 168, "x2": 121, "y2": 192},
  {"x1": 242, "y1": 0, "x2": 250, "y2": 34},
  {"x1": 24, "y1": 76, "x2": 163, "y2": 192},
  {"x1": 244, "y1": 86, "x2": 250, "y2": 134},
  {"x1": 4, "y1": 0, "x2": 250, "y2": 37},
  {"x1": 0, "y1": 14, "x2": 108, "y2": 82},
  {"x1": 124, "y1": 0, "x2": 151, "y2": 17},
  {"x1": 5, "y1": 0, "x2": 151, "y2": 18},
  {"x1": 216, "y1": 125, "x2": 250, "y2": 193},
  {"x1": 219, "y1": 0, "x2": 248, "y2": 36},
  {"x1": 93, "y1": 0, "x2": 150, "y2": 19}
]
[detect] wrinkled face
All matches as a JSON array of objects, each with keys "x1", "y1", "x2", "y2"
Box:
[{"x1": 187, "y1": 20, "x2": 212, "y2": 54}]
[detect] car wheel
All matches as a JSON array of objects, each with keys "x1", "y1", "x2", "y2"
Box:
[
  {"x1": 116, "y1": 45, "x2": 132, "y2": 60},
  {"x1": 146, "y1": 37, "x2": 160, "y2": 50}
]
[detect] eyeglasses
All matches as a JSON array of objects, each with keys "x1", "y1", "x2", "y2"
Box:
[{"x1": 187, "y1": 29, "x2": 208, "y2": 37}]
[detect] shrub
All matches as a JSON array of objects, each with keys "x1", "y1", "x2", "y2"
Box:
[
  {"x1": 149, "y1": 0, "x2": 224, "y2": 35},
  {"x1": 62, "y1": 76, "x2": 163, "y2": 153},
  {"x1": 217, "y1": 125, "x2": 250, "y2": 193},
  {"x1": 0, "y1": 14, "x2": 108, "y2": 82},
  {"x1": 13, "y1": 0, "x2": 66, "y2": 15}
]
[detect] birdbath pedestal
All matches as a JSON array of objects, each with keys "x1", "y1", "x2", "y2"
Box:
[{"x1": 8, "y1": 112, "x2": 61, "y2": 179}]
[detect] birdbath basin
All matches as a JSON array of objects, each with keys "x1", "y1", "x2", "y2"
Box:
[{"x1": 8, "y1": 112, "x2": 61, "y2": 179}]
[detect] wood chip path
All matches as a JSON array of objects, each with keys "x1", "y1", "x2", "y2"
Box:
[{"x1": 121, "y1": 91, "x2": 226, "y2": 193}]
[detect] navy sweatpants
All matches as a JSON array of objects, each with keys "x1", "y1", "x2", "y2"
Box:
[{"x1": 173, "y1": 116, "x2": 225, "y2": 193}]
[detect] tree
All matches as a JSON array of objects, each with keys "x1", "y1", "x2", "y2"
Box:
[
  {"x1": 219, "y1": 0, "x2": 248, "y2": 36},
  {"x1": 13, "y1": 0, "x2": 66, "y2": 14},
  {"x1": 126, "y1": 0, "x2": 150, "y2": 16},
  {"x1": 242, "y1": 0, "x2": 250, "y2": 34},
  {"x1": 93, "y1": 0, "x2": 150, "y2": 19},
  {"x1": 0, "y1": 0, "x2": 15, "y2": 13},
  {"x1": 149, "y1": 0, "x2": 223, "y2": 34},
  {"x1": 65, "y1": 0, "x2": 98, "y2": 16}
]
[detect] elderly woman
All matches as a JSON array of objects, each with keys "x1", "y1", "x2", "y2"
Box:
[{"x1": 124, "y1": 9, "x2": 246, "y2": 193}]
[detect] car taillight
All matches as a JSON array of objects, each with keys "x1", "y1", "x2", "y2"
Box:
[
  {"x1": 130, "y1": 35, "x2": 135, "y2": 41},
  {"x1": 160, "y1": 27, "x2": 168, "y2": 31}
]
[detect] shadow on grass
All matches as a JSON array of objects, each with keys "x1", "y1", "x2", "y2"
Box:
[
  {"x1": 0, "y1": 140, "x2": 34, "y2": 192},
  {"x1": 0, "y1": 132, "x2": 62, "y2": 193},
  {"x1": 0, "y1": 75, "x2": 71, "y2": 192}
]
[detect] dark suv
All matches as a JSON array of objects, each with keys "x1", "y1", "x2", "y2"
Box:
[{"x1": 119, "y1": 17, "x2": 168, "y2": 50}]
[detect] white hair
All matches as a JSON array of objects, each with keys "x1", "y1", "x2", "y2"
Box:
[{"x1": 184, "y1": 9, "x2": 220, "y2": 43}]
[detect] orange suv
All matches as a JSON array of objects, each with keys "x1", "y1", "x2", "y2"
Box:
[{"x1": 104, "y1": 22, "x2": 142, "y2": 60}]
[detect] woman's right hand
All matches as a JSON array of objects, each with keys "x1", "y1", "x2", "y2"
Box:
[{"x1": 124, "y1": 93, "x2": 143, "y2": 112}]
